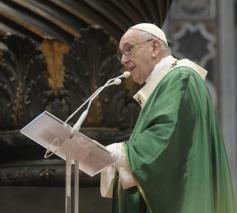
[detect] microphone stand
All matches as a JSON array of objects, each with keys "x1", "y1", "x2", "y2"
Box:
[{"x1": 74, "y1": 159, "x2": 79, "y2": 213}]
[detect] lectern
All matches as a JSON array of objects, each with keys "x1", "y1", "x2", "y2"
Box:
[{"x1": 20, "y1": 111, "x2": 116, "y2": 213}]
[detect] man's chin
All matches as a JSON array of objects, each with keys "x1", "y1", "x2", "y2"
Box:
[
  {"x1": 131, "y1": 75, "x2": 138, "y2": 83},
  {"x1": 132, "y1": 76, "x2": 143, "y2": 85}
]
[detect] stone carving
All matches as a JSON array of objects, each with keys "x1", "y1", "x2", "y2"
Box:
[
  {"x1": 0, "y1": 34, "x2": 49, "y2": 130},
  {"x1": 172, "y1": 0, "x2": 216, "y2": 19},
  {"x1": 172, "y1": 23, "x2": 216, "y2": 68}
]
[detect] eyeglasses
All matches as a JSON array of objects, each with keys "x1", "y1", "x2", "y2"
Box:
[{"x1": 118, "y1": 39, "x2": 153, "y2": 59}]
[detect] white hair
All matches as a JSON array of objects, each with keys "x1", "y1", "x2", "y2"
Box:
[{"x1": 139, "y1": 30, "x2": 171, "y2": 55}]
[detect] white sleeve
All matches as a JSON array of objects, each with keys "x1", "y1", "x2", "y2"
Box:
[
  {"x1": 100, "y1": 142, "x2": 136, "y2": 198},
  {"x1": 100, "y1": 165, "x2": 116, "y2": 198},
  {"x1": 116, "y1": 157, "x2": 137, "y2": 190}
]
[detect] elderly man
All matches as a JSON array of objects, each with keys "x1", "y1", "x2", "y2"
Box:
[{"x1": 100, "y1": 23, "x2": 236, "y2": 213}]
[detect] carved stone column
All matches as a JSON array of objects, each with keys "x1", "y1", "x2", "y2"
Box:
[{"x1": 219, "y1": 0, "x2": 237, "y2": 199}]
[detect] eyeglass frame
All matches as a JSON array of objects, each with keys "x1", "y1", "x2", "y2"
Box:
[{"x1": 118, "y1": 39, "x2": 153, "y2": 59}]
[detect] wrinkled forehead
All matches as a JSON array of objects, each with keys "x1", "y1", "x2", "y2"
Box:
[{"x1": 119, "y1": 29, "x2": 143, "y2": 49}]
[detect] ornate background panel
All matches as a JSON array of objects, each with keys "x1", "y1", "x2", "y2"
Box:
[{"x1": 0, "y1": 34, "x2": 49, "y2": 130}]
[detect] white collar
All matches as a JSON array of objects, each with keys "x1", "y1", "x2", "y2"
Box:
[
  {"x1": 134, "y1": 55, "x2": 177, "y2": 108},
  {"x1": 133, "y1": 57, "x2": 208, "y2": 108},
  {"x1": 145, "y1": 55, "x2": 175, "y2": 83}
]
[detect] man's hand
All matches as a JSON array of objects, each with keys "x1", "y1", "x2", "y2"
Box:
[
  {"x1": 106, "y1": 142, "x2": 125, "y2": 160},
  {"x1": 106, "y1": 142, "x2": 136, "y2": 189}
]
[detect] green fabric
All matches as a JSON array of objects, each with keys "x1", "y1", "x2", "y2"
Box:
[
  {"x1": 113, "y1": 66, "x2": 236, "y2": 213},
  {"x1": 112, "y1": 175, "x2": 149, "y2": 213}
]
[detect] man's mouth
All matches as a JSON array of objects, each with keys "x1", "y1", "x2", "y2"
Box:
[{"x1": 128, "y1": 66, "x2": 136, "y2": 73}]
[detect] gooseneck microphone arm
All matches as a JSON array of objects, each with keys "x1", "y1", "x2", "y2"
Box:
[
  {"x1": 64, "y1": 71, "x2": 130, "y2": 131},
  {"x1": 71, "y1": 78, "x2": 121, "y2": 131}
]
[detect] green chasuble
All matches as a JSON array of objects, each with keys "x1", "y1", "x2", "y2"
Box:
[{"x1": 112, "y1": 66, "x2": 236, "y2": 213}]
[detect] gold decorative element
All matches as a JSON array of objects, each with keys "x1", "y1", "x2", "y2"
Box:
[
  {"x1": 122, "y1": 143, "x2": 152, "y2": 211},
  {"x1": 39, "y1": 39, "x2": 69, "y2": 90},
  {"x1": 12, "y1": 82, "x2": 24, "y2": 127},
  {"x1": 137, "y1": 97, "x2": 143, "y2": 106},
  {"x1": 170, "y1": 59, "x2": 178, "y2": 69},
  {"x1": 40, "y1": 168, "x2": 49, "y2": 177}
]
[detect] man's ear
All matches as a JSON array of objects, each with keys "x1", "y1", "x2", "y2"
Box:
[{"x1": 152, "y1": 39, "x2": 161, "y2": 57}]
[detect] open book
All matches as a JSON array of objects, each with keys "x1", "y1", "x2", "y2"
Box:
[{"x1": 20, "y1": 111, "x2": 116, "y2": 176}]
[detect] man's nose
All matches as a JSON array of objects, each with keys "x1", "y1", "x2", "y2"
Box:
[{"x1": 121, "y1": 54, "x2": 130, "y2": 65}]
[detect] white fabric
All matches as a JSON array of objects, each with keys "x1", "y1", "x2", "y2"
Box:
[
  {"x1": 176, "y1": 59, "x2": 207, "y2": 80},
  {"x1": 106, "y1": 143, "x2": 125, "y2": 160},
  {"x1": 145, "y1": 55, "x2": 176, "y2": 83},
  {"x1": 116, "y1": 159, "x2": 136, "y2": 190},
  {"x1": 100, "y1": 142, "x2": 136, "y2": 198},
  {"x1": 134, "y1": 55, "x2": 177, "y2": 108},
  {"x1": 130, "y1": 23, "x2": 168, "y2": 46},
  {"x1": 100, "y1": 165, "x2": 116, "y2": 198},
  {"x1": 134, "y1": 56, "x2": 208, "y2": 108}
]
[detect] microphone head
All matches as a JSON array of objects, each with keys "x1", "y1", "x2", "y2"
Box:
[
  {"x1": 114, "y1": 79, "x2": 122, "y2": 85},
  {"x1": 123, "y1": 71, "x2": 130, "y2": 78}
]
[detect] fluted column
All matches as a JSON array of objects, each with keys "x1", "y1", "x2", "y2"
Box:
[{"x1": 219, "y1": 0, "x2": 237, "y2": 200}]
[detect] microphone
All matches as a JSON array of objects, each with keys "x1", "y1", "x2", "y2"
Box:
[
  {"x1": 64, "y1": 71, "x2": 130, "y2": 132},
  {"x1": 112, "y1": 79, "x2": 122, "y2": 85},
  {"x1": 122, "y1": 71, "x2": 130, "y2": 78}
]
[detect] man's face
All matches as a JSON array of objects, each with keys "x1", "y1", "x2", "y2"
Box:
[{"x1": 119, "y1": 29, "x2": 157, "y2": 84}]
